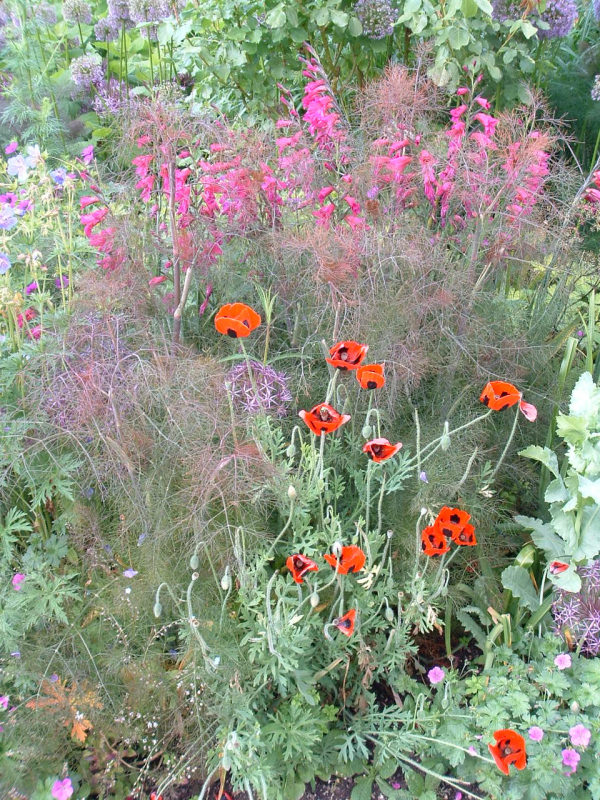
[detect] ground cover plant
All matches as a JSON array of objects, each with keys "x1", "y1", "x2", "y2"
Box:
[{"x1": 2, "y1": 3, "x2": 600, "y2": 799}]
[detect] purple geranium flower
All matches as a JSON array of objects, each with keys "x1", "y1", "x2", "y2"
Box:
[
  {"x1": 562, "y1": 748, "x2": 580, "y2": 774},
  {"x1": 50, "y1": 168, "x2": 67, "y2": 185},
  {"x1": 428, "y1": 666, "x2": 445, "y2": 684},
  {"x1": 55, "y1": 275, "x2": 69, "y2": 288},
  {"x1": 81, "y1": 144, "x2": 94, "y2": 165},
  {"x1": 12, "y1": 573, "x2": 25, "y2": 590},
  {"x1": 569, "y1": 724, "x2": 591, "y2": 748},
  {"x1": 554, "y1": 653, "x2": 572, "y2": 669},
  {"x1": 7, "y1": 154, "x2": 29, "y2": 182},
  {"x1": 123, "y1": 568, "x2": 138, "y2": 578},
  {"x1": 4, "y1": 141, "x2": 18, "y2": 154},
  {"x1": 0, "y1": 205, "x2": 17, "y2": 230},
  {"x1": 528, "y1": 726, "x2": 544, "y2": 741},
  {"x1": 51, "y1": 778, "x2": 74, "y2": 800},
  {"x1": 26, "y1": 281, "x2": 38, "y2": 294}
]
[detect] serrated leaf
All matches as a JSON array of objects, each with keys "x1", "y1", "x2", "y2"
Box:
[
  {"x1": 569, "y1": 372, "x2": 600, "y2": 419},
  {"x1": 578, "y1": 475, "x2": 600, "y2": 504},
  {"x1": 501, "y1": 566, "x2": 539, "y2": 610},
  {"x1": 556, "y1": 415, "x2": 589, "y2": 446},
  {"x1": 519, "y1": 445, "x2": 560, "y2": 477},
  {"x1": 514, "y1": 514, "x2": 563, "y2": 560},
  {"x1": 351, "y1": 777, "x2": 374, "y2": 800}
]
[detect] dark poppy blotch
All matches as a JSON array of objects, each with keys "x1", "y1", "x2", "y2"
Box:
[
  {"x1": 421, "y1": 524, "x2": 450, "y2": 557},
  {"x1": 356, "y1": 363, "x2": 385, "y2": 390},
  {"x1": 451, "y1": 523, "x2": 477, "y2": 546},
  {"x1": 286, "y1": 554, "x2": 319, "y2": 584},
  {"x1": 333, "y1": 609, "x2": 356, "y2": 637},
  {"x1": 323, "y1": 544, "x2": 366, "y2": 574}
]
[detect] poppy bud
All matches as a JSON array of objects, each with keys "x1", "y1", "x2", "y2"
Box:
[
  {"x1": 287, "y1": 485, "x2": 297, "y2": 501},
  {"x1": 440, "y1": 421, "x2": 451, "y2": 451},
  {"x1": 571, "y1": 701, "x2": 580, "y2": 714},
  {"x1": 153, "y1": 602, "x2": 162, "y2": 618},
  {"x1": 190, "y1": 554, "x2": 199, "y2": 570},
  {"x1": 385, "y1": 606, "x2": 394, "y2": 622},
  {"x1": 310, "y1": 591, "x2": 320, "y2": 608},
  {"x1": 221, "y1": 567, "x2": 231, "y2": 592},
  {"x1": 332, "y1": 541, "x2": 343, "y2": 558},
  {"x1": 192, "y1": 572, "x2": 199, "y2": 581},
  {"x1": 361, "y1": 424, "x2": 372, "y2": 439},
  {"x1": 286, "y1": 443, "x2": 297, "y2": 458}
]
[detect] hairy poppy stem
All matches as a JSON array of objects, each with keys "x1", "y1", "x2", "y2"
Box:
[
  {"x1": 365, "y1": 460, "x2": 373, "y2": 534},
  {"x1": 265, "y1": 498, "x2": 295, "y2": 559},
  {"x1": 489, "y1": 405, "x2": 520, "y2": 483}
]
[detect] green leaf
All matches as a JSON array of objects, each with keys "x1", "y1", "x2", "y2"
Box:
[
  {"x1": 462, "y1": 0, "x2": 479, "y2": 16},
  {"x1": 569, "y1": 372, "x2": 600, "y2": 419},
  {"x1": 91, "y1": 126, "x2": 112, "y2": 140},
  {"x1": 289, "y1": 27, "x2": 308, "y2": 42},
  {"x1": 578, "y1": 475, "x2": 600, "y2": 504},
  {"x1": 514, "y1": 515, "x2": 563, "y2": 560},
  {"x1": 312, "y1": 7, "x2": 330, "y2": 25},
  {"x1": 548, "y1": 565, "x2": 581, "y2": 593},
  {"x1": 545, "y1": 477, "x2": 568, "y2": 504},
  {"x1": 330, "y1": 9, "x2": 349, "y2": 27},
  {"x1": 473, "y1": 0, "x2": 493, "y2": 14},
  {"x1": 348, "y1": 17, "x2": 363, "y2": 35},
  {"x1": 286, "y1": 5, "x2": 299, "y2": 26},
  {"x1": 519, "y1": 445, "x2": 560, "y2": 477},
  {"x1": 448, "y1": 26, "x2": 470, "y2": 48},
  {"x1": 351, "y1": 777, "x2": 374, "y2": 800},
  {"x1": 556, "y1": 415, "x2": 589, "y2": 446},
  {"x1": 576, "y1": 504, "x2": 600, "y2": 561},
  {"x1": 266, "y1": 5, "x2": 287, "y2": 28},
  {"x1": 156, "y1": 20, "x2": 175, "y2": 45},
  {"x1": 501, "y1": 566, "x2": 539, "y2": 611},
  {"x1": 520, "y1": 20, "x2": 538, "y2": 38}
]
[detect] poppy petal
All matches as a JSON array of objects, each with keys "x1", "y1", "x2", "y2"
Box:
[
  {"x1": 356, "y1": 363, "x2": 385, "y2": 390},
  {"x1": 326, "y1": 341, "x2": 369, "y2": 370},
  {"x1": 333, "y1": 609, "x2": 356, "y2": 636},
  {"x1": 519, "y1": 400, "x2": 537, "y2": 422}
]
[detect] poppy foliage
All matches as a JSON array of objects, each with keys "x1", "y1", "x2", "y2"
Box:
[
  {"x1": 363, "y1": 438, "x2": 402, "y2": 462},
  {"x1": 356, "y1": 363, "x2": 385, "y2": 390},
  {"x1": 298, "y1": 403, "x2": 351, "y2": 436},
  {"x1": 215, "y1": 302, "x2": 261, "y2": 338},
  {"x1": 324, "y1": 545, "x2": 366, "y2": 574},
  {"x1": 488, "y1": 729, "x2": 527, "y2": 775},
  {"x1": 326, "y1": 340, "x2": 368, "y2": 370},
  {"x1": 286, "y1": 554, "x2": 319, "y2": 584},
  {"x1": 334, "y1": 609, "x2": 356, "y2": 637}
]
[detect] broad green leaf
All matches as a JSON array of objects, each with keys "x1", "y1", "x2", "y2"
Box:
[
  {"x1": 556, "y1": 414, "x2": 589, "y2": 446},
  {"x1": 448, "y1": 26, "x2": 470, "y2": 48},
  {"x1": 351, "y1": 777, "x2": 374, "y2": 800},
  {"x1": 156, "y1": 20, "x2": 175, "y2": 45},
  {"x1": 569, "y1": 372, "x2": 600, "y2": 419},
  {"x1": 503, "y1": 48, "x2": 517, "y2": 63},
  {"x1": 330, "y1": 9, "x2": 349, "y2": 27},
  {"x1": 514, "y1": 515, "x2": 563, "y2": 560},
  {"x1": 348, "y1": 17, "x2": 363, "y2": 35},
  {"x1": 289, "y1": 27, "x2": 308, "y2": 42},
  {"x1": 575, "y1": 504, "x2": 600, "y2": 561},
  {"x1": 578, "y1": 475, "x2": 600, "y2": 504},
  {"x1": 520, "y1": 20, "x2": 538, "y2": 37},
  {"x1": 519, "y1": 445, "x2": 560, "y2": 477},
  {"x1": 545, "y1": 477, "x2": 568, "y2": 504},
  {"x1": 286, "y1": 5, "x2": 299, "y2": 26},
  {"x1": 548, "y1": 565, "x2": 581, "y2": 593},
  {"x1": 312, "y1": 7, "x2": 330, "y2": 25},
  {"x1": 462, "y1": 0, "x2": 479, "y2": 16},
  {"x1": 473, "y1": 0, "x2": 493, "y2": 14},
  {"x1": 266, "y1": 5, "x2": 287, "y2": 28},
  {"x1": 501, "y1": 566, "x2": 539, "y2": 611}
]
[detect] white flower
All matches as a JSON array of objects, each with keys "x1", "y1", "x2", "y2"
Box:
[{"x1": 25, "y1": 145, "x2": 42, "y2": 168}]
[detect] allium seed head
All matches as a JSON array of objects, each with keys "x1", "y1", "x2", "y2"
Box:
[
  {"x1": 62, "y1": 0, "x2": 92, "y2": 24},
  {"x1": 553, "y1": 561, "x2": 600, "y2": 656},
  {"x1": 354, "y1": 0, "x2": 396, "y2": 38},
  {"x1": 70, "y1": 54, "x2": 104, "y2": 89},
  {"x1": 226, "y1": 360, "x2": 292, "y2": 417}
]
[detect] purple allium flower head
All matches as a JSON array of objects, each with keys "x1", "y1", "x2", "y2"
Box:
[
  {"x1": 95, "y1": 16, "x2": 120, "y2": 41},
  {"x1": 569, "y1": 724, "x2": 591, "y2": 748},
  {"x1": 62, "y1": 0, "x2": 92, "y2": 24},
  {"x1": 553, "y1": 561, "x2": 600, "y2": 656},
  {"x1": 36, "y1": 2, "x2": 58, "y2": 24},
  {"x1": 528, "y1": 726, "x2": 544, "y2": 741},
  {"x1": 554, "y1": 652, "x2": 572, "y2": 669},
  {"x1": 427, "y1": 666, "x2": 445, "y2": 684},
  {"x1": 562, "y1": 748, "x2": 580, "y2": 774},
  {"x1": 108, "y1": 0, "x2": 134, "y2": 24},
  {"x1": 532, "y1": 0, "x2": 577, "y2": 38},
  {"x1": 0, "y1": 252, "x2": 10, "y2": 274},
  {"x1": 129, "y1": 0, "x2": 170, "y2": 37},
  {"x1": 92, "y1": 78, "x2": 127, "y2": 116},
  {"x1": 226, "y1": 360, "x2": 292, "y2": 417},
  {"x1": 51, "y1": 778, "x2": 74, "y2": 800},
  {"x1": 26, "y1": 281, "x2": 38, "y2": 294},
  {"x1": 70, "y1": 54, "x2": 104, "y2": 89},
  {"x1": 4, "y1": 141, "x2": 17, "y2": 154},
  {"x1": 354, "y1": 0, "x2": 396, "y2": 38}
]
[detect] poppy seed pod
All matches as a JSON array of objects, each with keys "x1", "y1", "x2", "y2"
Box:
[
  {"x1": 310, "y1": 592, "x2": 320, "y2": 607},
  {"x1": 190, "y1": 554, "x2": 199, "y2": 570},
  {"x1": 221, "y1": 568, "x2": 231, "y2": 592},
  {"x1": 153, "y1": 602, "x2": 162, "y2": 618},
  {"x1": 287, "y1": 485, "x2": 297, "y2": 501},
  {"x1": 192, "y1": 572, "x2": 199, "y2": 581},
  {"x1": 385, "y1": 606, "x2": 394, "y2": 622}
]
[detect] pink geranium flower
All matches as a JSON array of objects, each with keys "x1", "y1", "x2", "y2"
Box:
[
  {"x1": 569, "y1": 724, "x2": 591, "y2": 748},
  {"x1": 554, "y1": 653, "x2": 572, "y2": 670},
  {"x1": 0, "y1": 695, "x2": 8, "y2": 709},
  {"x1": 528, "y1": 726, "x2": 544, "y2": 741},
  {"x1": 51, "y1": 777, "x2": 74, "y2": 800},
  {"x1": 81, "y1": 145, "x2": 94, "y2": 165},
  {"x1": 5, "y1": 141, "x2": 18, "y2": 154},
  {"x1": 427, "y1": 666, "x2": 445, "y2": 684},
  {"x1": 12, "y1": 573, "x2": 25, "y2": 590},
  {"x1": 562, "y1": 748, "x2": 580, "y2": 775}
]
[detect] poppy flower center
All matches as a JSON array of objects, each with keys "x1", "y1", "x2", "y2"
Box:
[
  {"x1": 502, "y1": 745, "x2": 514, "y2": 756},
  {"x1": 371, "y1": 444, "x2": 382, "y2": 454},
  {"x1": 338, "y1": 618, "x2": 351, "y2": 628},
  {"x1": 459, "y1": 532, "x2": 467, "y2": 542},
  {"x1": 319, "y1": 407, "x2": 333, "y2": 421},
  {"x1": 339, "y1": 349, "x2": 348, "y2": 360}
]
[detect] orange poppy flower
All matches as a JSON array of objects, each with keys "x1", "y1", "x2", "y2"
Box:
[
  {"x1": 450, "y1": 523, "x2": 477, "y2": 546},
  {"x1": 298, "y1": 403, "x2": 351, "y2": 436},
  {"x1": 356, "y1": 363, "x2": 385, "y2": 390},
  {"x1": 421, "y1": 524, "x2": 450, "y2": 557},
  {"x1": 488, "y1": 729, "x2": 527, "y2": 775},
  {"x1": 286, "y1": 554, "x2": 319, "y2": 584},
  {"x1": 480, "y1": 380, "x2": 537, "y2": 422},
  {"x1": 333, "y1": 609, "x2": 356, "y2": 637},
  {"x1": 363, "y1": 438, "x2": 402, "y2": 463},
  {"x1": 324, "y1": 544, "x2": 366, "y2": 574},
  {"x1": 215, "y1": 302, "x2": 261, "y2": 338},
  {"x1": 437, "y1": 507, "x2": 471, "y2": 528},
  {"x1": 549, "y1": 560, "x2": 569, "y2": 575},
  {"x1": 326, "y1": 340, "x2": 368, "y2": 371}
]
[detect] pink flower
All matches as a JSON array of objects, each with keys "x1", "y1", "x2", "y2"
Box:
[
  {"x1": 81, "y1": 206, "x2": 109, "y2": 237},
  {"x1": 554, "y1": 653, "x2": 572, "y2": 670},
  {"x1": 137, "y1": 135, "x2": 151, "y2": 147},
  {"x1": 51, "y1": 778, "x2": 74, "y2": 800},
  {"x1": 81, "y1": 145, "x2": 94, "y2": 165},
  {"x1": 528, "y1": 726, "x2": 544, "y2": 742},
  {"x1": 456, "y1": 87, "x2": 469, "y2": 96},
  {"x1": 475, "y1": 96, "x2": 491, "y2": 110},
  {"x1": 312, "y1": 203, "x2": 335, "y2": 225},
  {"x1": 5, "y1": 141, "x2": 18, "y2": 154},
  {"x1": 569, "y1": 724, "x2": 591, "y2": 748},
  {"x1": 0, "y1": 696, "x2": 8, "y2": 709},
  {"x1": 562, "y1": 748, "x2": 580, "y2": 775},
  {"x1": 149, "y1": 275, "x2": 167, "y2": 287},
  {"x1": 473, "y1": 113, "x2": 499, "y2": 138},
  {"x1": 344, "y1": 195, "x2": 361, "y2": 214},
  {"x1": 467, "y1": 745, "x2": 477, "y2": 755},
  {"x1": 318, "y1": 186, "x2": 335, "y2": 202},
  {"x1": 28, "y1": 325, "x2": 42, "y2": 340},
  {"x1": 427, "y1": 666, "x2": 445, "y2": 684},
  {"x1": 343, "y1": 215, "x2": 369, "y2": 231},
  {"x1": 450, "y1": 104, "x2": 468, "y2": 120},
  {"x1": 12, "y1": 573, "x2": 25, "y2": 591},
  {"x1": 80, "y1": 195, "x2": 99, "y2": 209},
  {"x1": 25, "y1": 281, "x2": 38, "y2": 294}
]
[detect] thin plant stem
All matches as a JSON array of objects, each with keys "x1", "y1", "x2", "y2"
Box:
[{"x1": 489, "y1": 405, "x2": 520, "y2": 482}]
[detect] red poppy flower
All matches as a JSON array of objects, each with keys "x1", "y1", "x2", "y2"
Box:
[
  {"x1": 421, "y1": 524, "x2": 450, "y2": 557},
  {"x1": 363, "y1": 438, "x2": 402, "y2": 463},
  {"x1": 356, "y1": 363, "x2": 385, "y2": 390},
  {"x1": 333, "y1": 609, "x2": 356, "y2": 637},
  {"x1": 215, "y1": 303, "x2": 261, "y2": 338},
  {"x1": 286, "y1": 554, "x2": 319, "y2": 584},
  {"x1": 324, "y1": 545, "x2": 366, "y2": 574},
  {"x1": 549, "y1": 561, "x2": 569, "y2": 575},
  {"x1": 437, "y1": 506, "x2": 471, "y2": 528},
  {"x1": 488, "y1": 729, "x2": 527, "y2": 775},
  {"x1": 480, "y1": 380, "x2": 537, "y2": 422},
  {"x1": 326, "y1": 340, "x2": 369, "y2": 370},
  {"x1": 298, "y1": 403, "x2": 351, "y2": 436},
  {"x1": 450, "y1": 523, "x2": 477, "y2": 546}
]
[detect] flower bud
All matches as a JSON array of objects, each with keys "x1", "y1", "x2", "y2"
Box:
[
  {"x1": 287, "y1": 485, "x2": 297, "y2": 501},
  {"x1": 153, "y1": 602, "x2": 162, "y2": 618},
  {"x1": 570, "y1": 701, "x2": 580, "y2": 714},
  {"x1": 220, "y1": 567, "x2": 231, "y2": 592},
  {"x1": 310, "y1": 592, "x2": 320, "y2": 608},
  {"x1": 286, "y1": 443, "x2": 297, "y2": 458},
  {"x1": 385, "y1": 606, "x2": 394, "y2": 622},
  {"x1": 331, "y1": 541, "x2": 343, "y2": 558},
  {"x1": 190, "y1": 554, "x2": 199, "y2": 570},
  {"x1": 361, "y1": 424, "x2": 372, "y2": 439},
  {"x1": 440, "y1": 421, "x2": 451, "y2": 451}
]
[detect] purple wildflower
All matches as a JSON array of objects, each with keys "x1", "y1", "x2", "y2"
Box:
[
  {"x1": 569, "y1": 724, "x2": 591, "y2": 748},
  {"x1": 92, "y1": 78, "x2": 127, "y2": 116},
  {"x1": 50, "y1": 168, "x2": 67, "y2": 185},
  {"x1": 55, "y1": 275, "x2": 69, "y2": 288},
  {"x1": 562, "y1": 748, "x2": 580, "y2": 775},
  {"x1": 354, "y1": 0, "x2": 396, "y2": 38},
  {"x1": 533, "y1": 0, "x2": 577, "y2": 38},
  {"x1": 70, "y1": 54, "x2": 104, "y2": 89},
  {"x1": 0, "y1": 252, "x2": 10, "y2": 275},
  {"x1": 427, "y1": 666, "x2": 445, "y2": 684},
  {"x1": 81, "y1": 144, "x2": 94, "y2": 164},
  {"x1": 0, "y1": 696, "x2": 8, "y2": 710},
  {"x1": 226, "y1": 360, "x2": 292, "y2": 417},
  {"x1": 553, "y1": 561, "x2": 600, "y2": 656},
  {"x1": 51, "y1": 778, "x2": 74, "y2": 800},
  {"x1": 129, "y1": 0, "x2": 170, "y2": 37},
  {"x1": 94, "y1": 16, "x2": 120, "y2": 41},
  {"x1": 108, "y1": 0, "x2": 134, "y2": 25},
  {"x1": 528, "y1": 726, "x2": 544, "y2": 741},
  {"x1": 62, "y1": 0, "x2": 92, "y2": 24},
  {"x1": 419, "y1": 470, "x2": 428, "y2": 483},
  {"x1": 4, "y1": 141, "x2": 17, "y2": 154},
  {"x1": 0, "y1": 206, "x2": 17, "y2": 230},
  {"x1": 554, "y1": 653, "x2": 572, "y2": 669},
  {"x1": 7, "y1": 154, "x2": 29, "y2": 182},
  {"x1": 49, "y1": 673, "x2": 59, "y2": 682},
  {"x1": 26, "y1": 281, "x2": 38, "y2": 294},
  {"x1": 123, "y1": 568, "x2": 138, "y2": 578},
  {"x1": 12, "y1": 573, "x2": 25, "y2": 590}
]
